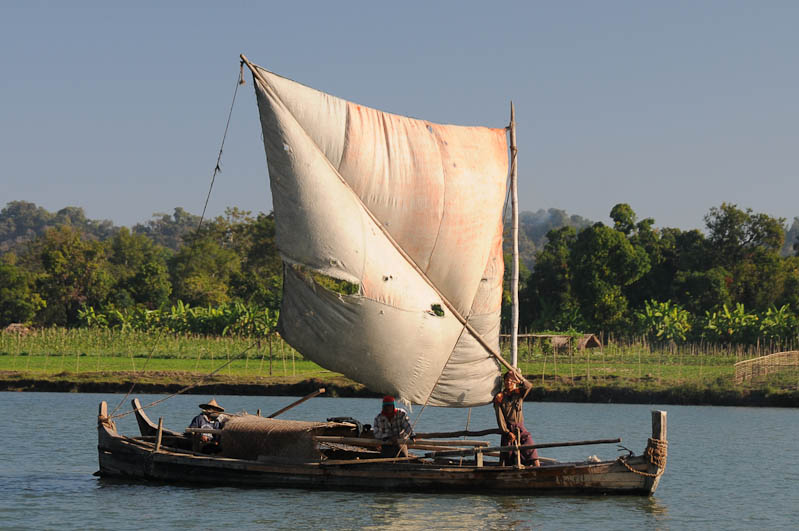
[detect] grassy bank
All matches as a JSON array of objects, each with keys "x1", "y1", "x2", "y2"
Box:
[{"x1": 1, "y1": 328, "x2": 797, "y2": 406}]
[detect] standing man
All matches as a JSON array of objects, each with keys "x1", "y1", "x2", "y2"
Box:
[
  {"x1": 494, "y1": 372, "x2": 540, "y2": 467},
  {"x1": 373, "y1": 396, "x2": 414, "y2": 458}
]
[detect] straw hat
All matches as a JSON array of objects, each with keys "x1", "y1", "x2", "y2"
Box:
[{"x1": 199, "y1": 398, "x2": 224, "y2": 412}]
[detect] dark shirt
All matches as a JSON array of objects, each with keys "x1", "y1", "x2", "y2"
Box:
[{"x1": 189, "y1": 413, "x2": 220, "y2": 440}]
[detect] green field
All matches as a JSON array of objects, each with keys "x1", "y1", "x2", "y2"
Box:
[{"x1": 1, "y1": 328, "x2": 797, "y2": 396}]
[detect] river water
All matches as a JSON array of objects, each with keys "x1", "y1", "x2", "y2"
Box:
[{"x1": 1, "y1": 392, "x2": 797, "y2": 530}]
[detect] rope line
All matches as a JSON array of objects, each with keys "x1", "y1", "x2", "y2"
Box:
[
  {"x1": 108, "y1": 334, "x2": 164, "y2": 417},
  {"x1": 196, "y1": 66, "x2": 243, "y2": 232},
  {"x1": 108, "y1": 341, "x2": 258, "y2": 420},
  {"x1": 109, "y1": 66, "x2": 247, "y2": 421}
]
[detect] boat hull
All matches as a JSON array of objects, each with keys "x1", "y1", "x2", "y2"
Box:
[{"x1": 97, "y1": 408, "x2": 664, "y2": 495}]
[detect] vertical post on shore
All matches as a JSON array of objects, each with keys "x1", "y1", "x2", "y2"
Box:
[
  {"x1": 155, "y1": 417, "x2": 164, "y2": 452},
  {"x1": 509, "y1": 102, "x2": 519, "y2": 369}
]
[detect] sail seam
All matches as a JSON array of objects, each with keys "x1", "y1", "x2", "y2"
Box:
[{"x1": 423, "y1": 123, "x2": 449, "y2": 290}]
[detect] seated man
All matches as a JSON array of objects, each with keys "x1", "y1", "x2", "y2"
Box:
[
  {"x1": 372, "y1": 396, "x2": 414, "y2": 458},
  {"x1": 188, "y1": 398, "x2": 224, "y2": 453}
]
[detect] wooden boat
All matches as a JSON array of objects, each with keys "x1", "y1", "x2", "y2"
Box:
[
  {"x1": 96, "y1": 399, "x2": 667, "y2": 494},
  {"x1": 96, "y1": 56, "x2": 668, "y2": 494}
]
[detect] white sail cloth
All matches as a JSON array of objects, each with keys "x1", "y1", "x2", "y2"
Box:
[{"x1": 252, "y1": 65, "x2": 508, "y2": 406}]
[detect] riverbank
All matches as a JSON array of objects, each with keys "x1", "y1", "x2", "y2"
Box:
[{"x1": 2, "y1": 370, "x2": 796, "y2": 407}]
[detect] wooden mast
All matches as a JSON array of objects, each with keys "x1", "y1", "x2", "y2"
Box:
[{"x1": 509, "y1": 102, "x2": 519, "y2": 368}]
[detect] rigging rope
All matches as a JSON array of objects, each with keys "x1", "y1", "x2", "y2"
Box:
[
  {"x1": 196, "y1": 64, "x2": 244, "y2": 232},
  {"x1": 108, "y1": 342, "x2": 257, "y2": 420},
  {"x1": 108, "y1": 336, "x2": 163, "y2": 417},
  {"x1": 110, "y1": 65, "x2": 247, "y2": 420}
]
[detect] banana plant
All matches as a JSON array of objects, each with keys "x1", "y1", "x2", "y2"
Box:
[{"x1": 635, "y1": 300, "x2": 692, "y2": 343}]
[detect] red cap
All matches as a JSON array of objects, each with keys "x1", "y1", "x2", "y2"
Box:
[{"x1": 382, "y1": 395, "x2": 395, "y2": 406}]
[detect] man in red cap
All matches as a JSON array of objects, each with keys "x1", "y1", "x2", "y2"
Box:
[{"x1": 373, "y1": 395, "x2": 414, "y2": 458}]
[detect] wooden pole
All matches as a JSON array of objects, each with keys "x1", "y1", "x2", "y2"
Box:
[
  {"x1": 414, "y1": 428, "x2": 503, "y2": 439},
  {"x1": 509, "y1": 102, "x2": 519, "y2": 369},
  {"x1": 155, "y1": 417, "x2": 164, "y2": 452},
  {"x1": 320, "y1": 455, "x2": 421, "y2": 466},
  {"x1": 267, "y1": 388, "x2": 325, "y2": 418},
  {"x1": 424, "y1": 437, "x2": 622, "y2": 458},
  {"x1": 314, "y1": 436, "x2": 488, "y2": 449},
  {"x1": 238, "y1": 53, "x2": 520, "y2": 377}
]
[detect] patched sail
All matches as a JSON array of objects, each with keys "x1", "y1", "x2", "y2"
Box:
[{"x1": 249, "y1": 62, "x2": 508, "y2": 406}]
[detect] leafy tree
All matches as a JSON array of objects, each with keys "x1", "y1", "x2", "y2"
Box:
[
  {"x1": 702, "y1": 204, "x2": 788, "y2": 312},
  {"x1": 0, "y1": 262, "x2": 44, "y2": 326},
  {"x1": 184, "y1": 209, "x2": 283, "y2": 308},
  {"x1": 673, "y1": 267, "x2": 732, "y2": 315},
  {"x1": 704, "y1": 203, "x2": 785, "y2": 268},
  {"x1": 31, "y1": 226, "x2": 114, "y2": 326},
  {"x1": 672, "y1": 228, "x2": 711, "y2": 273},
  {"x1": 569, "y1": 222, "x2": 650, "y2": 332},
  {"x1": 618, "y1": 206, "x2": 673, "y2": 307},
  {"x1": 169, "y1": 237, "x2": 240, "y2": 306},
  {"x1": 777, "y1": 256, "x2": 799, "y2": 311},
  {"x1": 522, "y1": 226, "x2": 581, "y2": 329},
  {"x1": 609, "y1": 203, "x2": 637, "y2": 236},
  {"x1": 231, "y1": 212, "x2": 283, "y2": 308},
  {"x1": 106, "y1": 228, "x2": 172, "y2": 309}
]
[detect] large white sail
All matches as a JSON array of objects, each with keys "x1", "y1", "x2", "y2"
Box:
[{"x1": 251, "y1": 64, "x2": 508, "y2": 406}]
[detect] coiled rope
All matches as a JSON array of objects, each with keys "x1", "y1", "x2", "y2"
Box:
[{"x1": 617, "y1": 438, "x2": 668, "y2": 478}]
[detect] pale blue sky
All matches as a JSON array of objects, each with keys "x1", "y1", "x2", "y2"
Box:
[{"x1": 2, "y1": 1, "x2": 797, "y2": 230}]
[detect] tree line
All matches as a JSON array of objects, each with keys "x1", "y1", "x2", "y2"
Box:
[
  {"x1": 514, "y1": 203, "x2": 799, "y2": 344},
  {"x1": 0, "y1": 202, "x2": 281, "y2": 329},
  {"x1": 2, "y1": 200, "x2": 799, "y2": 344}
]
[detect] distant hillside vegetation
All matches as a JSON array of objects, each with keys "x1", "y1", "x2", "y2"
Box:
[
  {"x1": 503, "y1": 208, "x2": 594, "y2": 270},
  {"x1": 783, "y1": 217, "x2": 799, "y2": 257},
  {"x1": 0, "y1": 201, "x2": 116, "y2": 255},
  {"x1": 0, "y1": 201, "x2": 203, "y2": 255}
]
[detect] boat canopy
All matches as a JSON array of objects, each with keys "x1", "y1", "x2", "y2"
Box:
[{"x1": 251, "y1": 64, "x2": 508, "y2": 406}]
